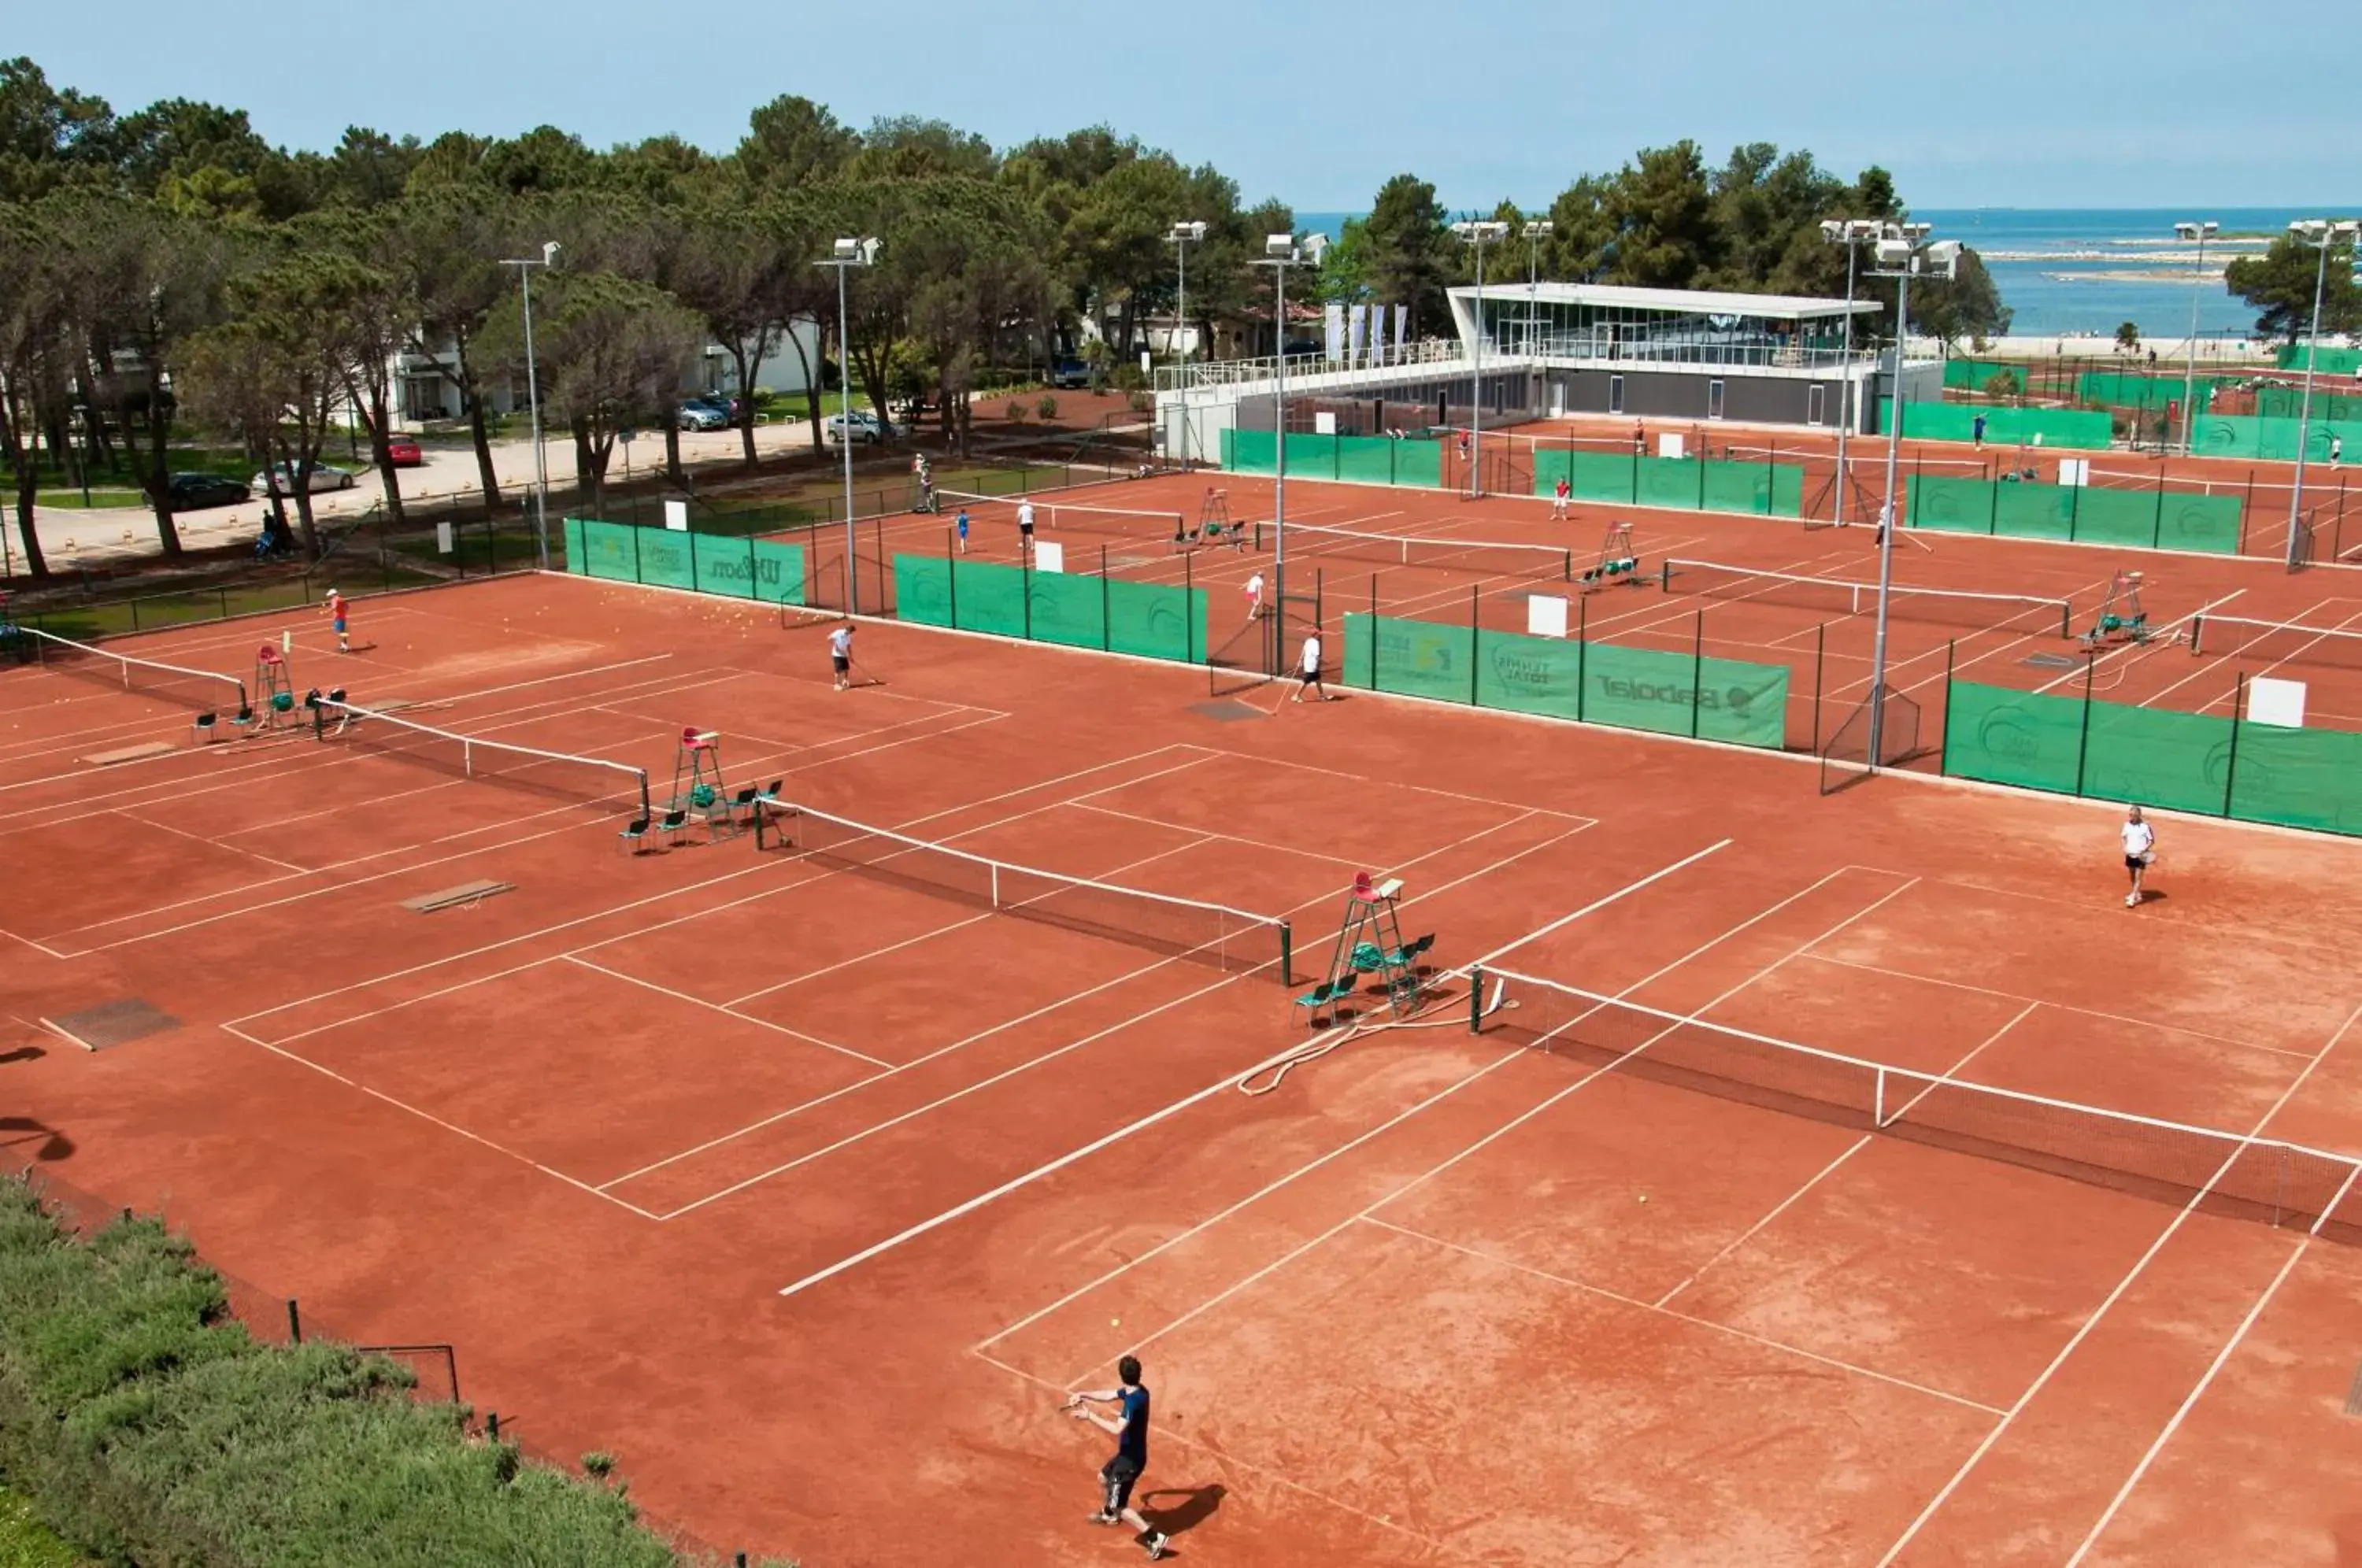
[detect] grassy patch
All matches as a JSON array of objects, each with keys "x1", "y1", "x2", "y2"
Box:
[
  {"x1": 32, "y1": 490, "x2": 146, "y2": 511},
  {"x1": 0, "y1": 1482, "x2": 88, "y2": 1568}
]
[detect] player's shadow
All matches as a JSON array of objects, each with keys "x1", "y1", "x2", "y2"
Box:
[
  {"x1": 1142, "y1": 1483, "x2": 1225, "y2": 1541},
  {"x1": 1, "y1": 1117, "x2": 75, "y2": 1161},
  {"x1": 0, "y1": 1045, "x2": 45, "y2": 1065}
]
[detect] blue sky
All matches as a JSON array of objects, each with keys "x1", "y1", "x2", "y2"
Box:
[{"x1": 16, "y1": 0, "x2": 2357, "y2": 212}]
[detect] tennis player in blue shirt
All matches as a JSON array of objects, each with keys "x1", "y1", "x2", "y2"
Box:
[{"x1": 1067, "y1": 1355, "x2": 1169, "y2": 1559}]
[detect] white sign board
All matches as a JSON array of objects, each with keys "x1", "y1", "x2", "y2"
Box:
[
  {"x1": 2057, "y1": 459, "x2": 2090, "y2": 486},
  {"x1": 435, "y1": 521, "x2": 455, "y2": 554},
  {"x1": 2248, "y1": 675, "x2": 2307, "y2": 728},
  {"x1": 664, "y1": 499, "x2": 688, "y2": 532},
  {"x1": 1525, "y1": 594, "x2": 1570, "y2": 639},
  {"x1": 1315, "y1": 411, "x2": 1338, "y2": 435},
  {"x1": 1033, "y1": 540, "x2": 1065, "y2": 574},
  {"x1": 1657, "y1": 433, "x2": 1685, "y2": 460}
]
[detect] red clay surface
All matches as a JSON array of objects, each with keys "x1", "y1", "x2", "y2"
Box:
[{"x1": 7, "y1": 485, "x2": 2362, "y2": 1566}]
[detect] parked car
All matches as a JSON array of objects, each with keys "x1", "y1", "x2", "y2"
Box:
[
  {"x1": 824, "y1": 409, "x2": 893, "y2": 444},
  {"x1": 1049, "y1": 358, "x2": 1092, "y2": 389},
  {"x1": 385, "y1": 435, "x2": 424, "y2": 467},
  {"x1": 676, "y1": 401, "x2": 729, "y2": 432},
  {"x1": 166, "y1": 472, "x2": 250, "y2": 509},
  {"x1": 250, "y1": 462, "x2": 358, "y2": 496}
]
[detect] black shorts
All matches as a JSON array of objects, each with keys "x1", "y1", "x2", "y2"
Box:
[
  {"x1": 1099, "y1": 1455, "x2": 1142, "y2": 1513},
  {"x1": 1020, "y1": 520, "x2": 1035, "y2": 536},
  {"x1": 832, "y1": 655, "x2": 850, "y2": 674},
  {"x1": 2124, "y1": 853, "x2": 2148, "y2": 871}
]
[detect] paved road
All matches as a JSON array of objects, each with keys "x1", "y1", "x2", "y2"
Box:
[{"x1": 12, "y1": 420, "x2": 826, "y2": 569}]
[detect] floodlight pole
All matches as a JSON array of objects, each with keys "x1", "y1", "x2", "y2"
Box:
[
  {"x1": 1253, "y1": 232, "x2": 1325, "y2": 674},
  {"x1": 819, "y1": 238, "x2": 879, "y2": 609},
  {"x1": 2175, "y1": 220, "x2": 2217, "y2": 455},
  {"x1": 500, "y1": 242, "x2": 560, "y2": 571},
  {"x1": 1863, "y1": 224, "x2": 1954, "y2": 772},
  {"x1": 1836, "y1": 237, "x2": 1860, "y2": 526},
  {"x1": 1453, "y1": 221, "x2": 1507, "y2": 499},
  {"x1": 2285, "y1": 220, "x2": 2356, "y2": 570},
  {"x1": 1168, "y1": 222, "x2": 1205, "y2": 466}
]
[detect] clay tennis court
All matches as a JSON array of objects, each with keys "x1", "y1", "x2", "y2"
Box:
[{"x1": 7, "y1": 473, "x2": 2362, "y2": 1565}]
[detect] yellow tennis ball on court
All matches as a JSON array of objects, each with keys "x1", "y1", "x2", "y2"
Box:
[
  {"x1": 1110, "y1": 1317, "x2": 1120, "y2": 1327},
  {"x1": 1637, "y1": 1194, "x2": 1649, "y2": 1204}
]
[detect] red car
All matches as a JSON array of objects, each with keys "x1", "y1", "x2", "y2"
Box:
[{"x1": 385, "y1": 435, "x2": 424, "y2": 468}]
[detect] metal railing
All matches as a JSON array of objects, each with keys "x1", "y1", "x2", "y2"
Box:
[{"x1": 1157, "y1": 336, "x2": 1470, "y2": 393}]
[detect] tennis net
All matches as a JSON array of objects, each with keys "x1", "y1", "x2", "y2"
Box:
[
  {"x1": 1262, "y1": 523, "x2": 1573, "y2": 580},
  {"x1": 21, "y1": 627, "x2": 250, "y2": 717},
  {"x1": 2189, "y1": 613, "x2": 2362, "y2": 672},
  {"x1": 1663, "y1": 558, "x2": 2072, "y2": 637},
  {"x1": 935, "y1": 490, "x2": 1188, "y2": 543},
  {"x1": 753, "y1": 801, "x2": 1291, "y2": 981},
  {"x1": 313, "y1": 699, "x2": 652, "y2": 819},
  {"x1": 1476, "y1": 966, "x2": 2362, "y2": 1239}
]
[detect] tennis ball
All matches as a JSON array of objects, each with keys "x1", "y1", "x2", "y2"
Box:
[
  {"x1": 1637, "y1": 1194, "x2": 1649, "y2": 1204},
  {"x1": 1110, "y1": 1317, "x2": 1120, "y2": 1327}
]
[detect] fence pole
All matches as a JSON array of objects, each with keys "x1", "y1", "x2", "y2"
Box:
[
  {"x1": 1940, "y1": 638, "x2": 1955, "y2": 774},
  {"x1": 2240, "y1": 470, "x2": 2255, "y2": 553},
  {"x1": 2153, "y1": 467, "x2": 2166, "y2": 549},
  {"x1": 1021, "y1": 544, "x2": 1032, "y2": 642},
  {"x1": 631, "y1": 519, "x2": 642, "y2": 584},
  {"x1": 946, "y1": 528, "x2": 957, "y2": 628},
  {"x1": 1811, "y1": 622, "x2": 1824, "y2": 753},
  {"x1": 2223, "y1": 671, "x2": 2246, "y2": 816},
  {"x1": 2336, "y1": 473, "x2": 2350, "y2": 564},
  {"x1": 1365, "y1": 574, "x2": 1377, "y2": 687},
  {"x1": 1183, "y1": 547, "x2": 1197, "y2": 663},
  {"x1": 1101, "y1": 545, "x2": 1111, "y2": 652},
  {"x1": 1469, "y1": 584, "x2": 1480, "y2": 707},
  {"x1": 1690, "y1": 609, "x2": 1704, "y2": 739},
  {"x1": 1575, "y1": 590, "x2": 1589, "y2": 722},
  {"x1": 2074, "y1": 652, "x2": 2096, "y2": 796}
]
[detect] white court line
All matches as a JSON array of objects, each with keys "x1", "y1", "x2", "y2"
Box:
[
  {"x1": 1798, "y1": 952, "x2": 2316, "y2": 1061},
  {"x1": 125, "y1": 810, "x2": 311, "y2": 875},
  {"x1": 2060, "y1": 1236, "x2": 2311, "y2": 1566},
  {"x1": 217, "y1": 1024, "x2": 663, "y2": 1219},
  {"x1": 1653, "y1": 1000, "x2": 2040, "y2": 1307},
  {"x1": 1871, "y1": 993, "x2": 2362, "y2": 1566},
  {"x1": 1468, "y1": 839, "x2": 1733, "y2": 967},
  {"x1": 968, "y1": 1347, "x2": 1455, "y2": 1555},
  {"x1": 668, "y1": 805, "x2": 1592, "y2": 1213},
  {"x1": 2138, "y1": 597, "x2": 2362, "y2": 713},
  {"x1": 2032, "y1": 586, "x2": 2249, "y2": 694},
  {"x1": 565, "y1": 956, "x2": 893, "y2": 1069},
  {"x1": 974, "y1": 838, "x2": 1783, "y2": 1357},
  {"x1": 721, "y1": 912, "x2": 995, "y2": 1009},
  {"x1": 1181, "y1": 742, "x2": 1594, "y2": 823},
  {"x1": 773, "y1": 835, "x2": 1724, "y2": 1297},
  {"x1": 1364, "y1": 1215, "x2": 2005, "y2": 1415},
  {"x1": 67, "y1": 706, "x2": 1009, "y2": 956},
  {"x1": 1054, "y1": 876, "x2": 1924, "y2": 1386},
  {"x1": 226, "y1": 744, "x2": 1203, "y2": 1030}
]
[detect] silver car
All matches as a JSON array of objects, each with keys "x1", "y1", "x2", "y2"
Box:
[{"x1": 250, "y1": 462, "x2": 358, "y2": 495}]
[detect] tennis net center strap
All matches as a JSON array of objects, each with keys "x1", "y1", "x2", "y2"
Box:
[{"x1": 753, "y1": 800, "x2": 1293, "y2": 982}]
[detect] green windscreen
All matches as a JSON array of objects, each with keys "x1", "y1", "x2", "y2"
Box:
[
  {"x1": 2080, "y1": 704, "x2": 2233, "y2": 815},
  {"x1": 1344, "y1": 613, "x2": 1786, "y2": 749},
  {"x1": 749, "y1": 538, "x2": 807, "y2": 605},
  {"x1": 892, "y1": 553, "x2": 1199, "y2": 663},
  {"x1": 1027, "y1": 569, "x2": 1105, "y2": 650},
  {"x1": 2227, "y1": 726, "x2": 2362, "y2": 835},
  {"x1": 1106, "y1": 579, "x2": 1201, "y2": 661},
  {"x1": 1942, "y1": 682, "x2": 2086, "y2": 794},
  {"x1": 950, "y1": 558, "x2": 1027, "y2": 638}
]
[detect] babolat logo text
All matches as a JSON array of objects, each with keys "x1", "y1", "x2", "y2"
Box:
[{"x1": 1594, "y1": 677, "x2": 1757, "y2": 716}]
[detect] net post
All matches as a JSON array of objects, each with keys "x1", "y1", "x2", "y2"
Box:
[
  {"x1": 287, "y1": 1299, "x2": 302, "y2": 1344},
  {"x1": 2073, "y1": 652, "x2": 2095, "y2": 796},
  {"x1": 1679, "y1": 607, "x2": 1702, "y2": 737},
  {"x1": 1873, "y1": 1067, "x2": 1886, "y2": 1129},
  {"x1": 1279, "y1": 920, "x2": 1293, "y2": 986},
  {"x1": 2187, "y1": 613, "x2": 2205, "y2": 655},
  {"x1": 1468, "y1": 965, "x2": 1483, "y2": 1034},
  {"x1": 990, "y1": 864, "x2": 1001, "y2": 910},
  {"x1": 464, "y1": 739, "x2": 475, "y2": 780},
  {"x1": 1658, "y1": 558, "x2": 1670, "y2": 592}
]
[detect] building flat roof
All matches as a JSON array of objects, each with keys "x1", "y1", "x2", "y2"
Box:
[{"x1": 1449, "y1": 282, "x2": 1875, "y2": 320}]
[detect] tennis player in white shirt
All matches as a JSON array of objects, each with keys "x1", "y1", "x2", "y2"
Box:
[
  {"x1": 2120, "y1": 805, "x2": 2156, "y2": 907},
  {"x1": 1291, "y1": 631, "x2": 1331, "y2": 703}
]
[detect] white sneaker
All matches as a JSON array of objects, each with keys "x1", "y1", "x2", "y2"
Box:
[{"x1": 2124, "y1": 892, "x2": 2138, "y2": 907}]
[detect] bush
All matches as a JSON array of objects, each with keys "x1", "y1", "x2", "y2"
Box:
[
  {"x1": 0, "y1": 1178, "x2": 776, "y2": 1567},
  {"x1": 1004, "y1": 400, "x2": 1027, "y2": 425},
  {"x1": 1128, "y1": 391, "x2": 1153, "y2": 413},
  {"x1": 1036, "y1": 394, "x2": 1059, "y2": 421}
]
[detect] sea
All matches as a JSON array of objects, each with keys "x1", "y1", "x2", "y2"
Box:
[{"x1": 1293, "y1": 207, "x2": 2348, "y2": 341}]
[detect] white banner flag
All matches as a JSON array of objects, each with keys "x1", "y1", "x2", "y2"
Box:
[
  {"x1": 1347, "y1": 304, "x2": 1367, "y2": 368},
  {"x1": 1393, "y1": 303, "x2": 1408, "y2": 363},
  {"x1": 1324, "y1": 304, "x2": 1345, "y2": 365}
]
